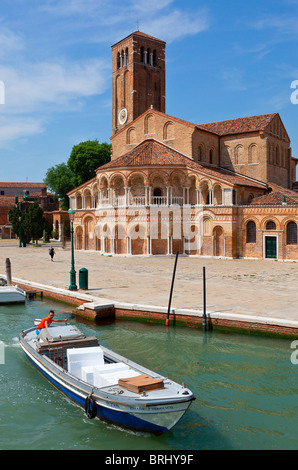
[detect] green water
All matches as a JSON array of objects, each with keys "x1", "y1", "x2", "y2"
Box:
[{"x1": 0, "y1": 298, "x2": 297, "y2": 450}]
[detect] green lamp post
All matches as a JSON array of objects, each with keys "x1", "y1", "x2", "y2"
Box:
[
  {"x1": 18, "y1": 216, "x2": 22, "y2": 248},
  {"x1": 68, "y1": 209, "x2": 77, "y2": 290}
]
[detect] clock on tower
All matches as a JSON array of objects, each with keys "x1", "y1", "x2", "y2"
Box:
[{"x1": 111, "y1": 31, "x2": 166, "y2": 135}]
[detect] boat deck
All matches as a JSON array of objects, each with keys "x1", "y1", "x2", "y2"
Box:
[{"x1": 22, "y1": 325, "x2": 192, "y2": 402}]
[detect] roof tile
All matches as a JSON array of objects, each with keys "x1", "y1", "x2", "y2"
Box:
[{"x1": 99, "y1": 139, "x2": 266, "y2": 189}]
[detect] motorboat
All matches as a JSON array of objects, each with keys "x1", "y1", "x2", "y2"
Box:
[
  {"x1": 0, "y1": 278, "x2": 26, "y2": 304},
  {"x1": 19, "y1": 322, "x2": 195, "y2": 434}
]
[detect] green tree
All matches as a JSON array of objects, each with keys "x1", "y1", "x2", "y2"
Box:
[
  {"x1": 67, "y1": 140, "x2": 111, "y2": 187},
  {"x1": 8, "y1": 205, "x2": 24, "y2": 240},
  {"x1": 22, "y1": 202, "x2": 46, "y2": 244},
  {"x1": 44, "y1": 163, "x2": 74, "y2": 210}
]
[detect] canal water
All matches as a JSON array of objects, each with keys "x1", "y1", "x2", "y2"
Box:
[{"x1": 0, "y1": 298, "x2": 297, "y2": 450}]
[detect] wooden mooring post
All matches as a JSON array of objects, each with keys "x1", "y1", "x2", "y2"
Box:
[
  {"x1": 166, "y1": 252, "x2": 179, "y2": 326},
  {"x1": 5, "y1": 258, "x2": 12, "y2": 285},
  {"x1": 202, "y1": 266, "x2": 207, "y2": 331}
]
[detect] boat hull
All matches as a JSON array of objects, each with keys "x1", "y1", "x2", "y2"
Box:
[
  {"x1": 0, "y1": 286, "x2": 26, "y2": 304},
  {"x1": 20, "y1": 338, "x2": 193, "y2": 434}
]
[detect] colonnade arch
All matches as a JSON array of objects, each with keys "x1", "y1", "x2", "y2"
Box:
[{"x1": 71, "y1": 169, "x2": 233, "y2": 209}]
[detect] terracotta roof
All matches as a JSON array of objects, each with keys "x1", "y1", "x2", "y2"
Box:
[
  {"x1": 67, "y1": 176, "x2": 97, "y2": 195},
  {"x1": 112, "y1": 31, "x2": 166, "y2": 48},
  {"x1": 197, "y1": 113, "x2": 277, "y2": 136},
  {"x1": 249, "y1": 183, "x2": 298, "y2": 206},
  {"x1": 0, "y1": 190, "x2": 53, "y2": 206},
  {"x1": 249, "y1": 191, "x2": 298, "y2": 206},
  {"x1": 98, "y1": 139, "x2": 266, "y2": 189},
  {"x1": 0, "y1": 196, "x2": 16, "y2": 207},
  {"x1": 0, "y1": 182, "x2": 45, "y2": 188}
]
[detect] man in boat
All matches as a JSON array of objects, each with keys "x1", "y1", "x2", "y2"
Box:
[{"x1": 36, "y1": 310, "x2": 68, "y2": 335}]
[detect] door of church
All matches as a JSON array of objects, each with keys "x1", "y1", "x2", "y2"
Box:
[{"x1": 265, "y1": 236, "x2": 277, "y2": 259}]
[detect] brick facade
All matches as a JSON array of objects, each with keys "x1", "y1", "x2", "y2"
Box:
[
  {"x1": 68, "y1": 31, "x2": 298, "y2": 261},
  {"x1": 112, "y1": 32, "x2": 165, "y2": 136}
]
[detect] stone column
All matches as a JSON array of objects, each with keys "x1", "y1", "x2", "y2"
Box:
[
  {"x1": 209, "y1": 189, "x2": 214, "y2": 205},
  {"x1": 197, "y1": 189, "x2": 202, "y2": 205},
  {"x1": 148, "y1": 186, "x2": 152, "y2": 205}
]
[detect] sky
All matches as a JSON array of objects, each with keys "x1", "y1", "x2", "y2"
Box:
[{"x1": 0, "y1": 0, "x2": 298, "y2": 182}]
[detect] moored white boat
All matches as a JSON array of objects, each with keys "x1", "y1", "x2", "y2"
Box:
[
  {"x1": 19, "y1": 323, "x2": 195, "y2": 434},
  {"x1": 0, "y1": 283, "x2": 26, "y2": 304}
]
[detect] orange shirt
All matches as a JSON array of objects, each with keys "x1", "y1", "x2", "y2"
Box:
[{"x1": 37, "y1": 317, "x2": 53, "y2": 329}]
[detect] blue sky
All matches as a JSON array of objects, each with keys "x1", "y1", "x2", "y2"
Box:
[{"x1": 0, "y1": 0, "x2": 298, "y2": 182}]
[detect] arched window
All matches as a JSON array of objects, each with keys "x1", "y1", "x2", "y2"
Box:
[
  {"x1": 198, "y1": 145, "x2": 203, "y2": 162},
  {"x1": 287, "y1": 221, "x2": 297, "y2": 245},
  {"x1": 153, "y1": 50, "x2": 157, "y2": 66},
  {"x1": 117, "y1": 52, "x2": 120, "y2": 69},
  {"x1": 276, "y1": 146, "x2": 280, "y2": 166},
  {"x1": 126, "y1": 127, "x2": 137, "y2": 144},
  {"x1": 153, "y1": 187, "x2": 162, "y2": 204},
  {"x1": 246, "y1": 221, "x2": 256, "y2": 243},
  {"x1": 234, "y1": 145, "x2": 243, "y2": 165},
  {"x1": 209, "y1": 149, "x2": 213, "y2": 164},
  {"x1": 124, "y1": 48, "x2": 128, "y2": 66},
  {"x1": 248, "y1": 144, "x2": 257, "y2": 164},
  {"x1": 140, "y1": 47, "x2": 144, "y2": 63},
  {"x1": 266, "y1": 221, "x2": 276, "y2": 230},
  {"x1": 163, "y1": 121, "x2": 175, "y2": 140}
]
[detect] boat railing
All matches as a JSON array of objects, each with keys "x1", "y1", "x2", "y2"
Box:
[{"x1": 46, "y1": 337, "x2": 65, "y2": 369}]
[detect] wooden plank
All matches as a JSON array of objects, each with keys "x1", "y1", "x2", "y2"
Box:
[
  {"x1": 37, "y1": 336, "x2": 99, "y2": 353},
  {"x1": 118, "y1": 374, "x2": 164, "y2": 393},
  {"x1": 26, "y1": 290, "x2": 43, "y2": 299}
]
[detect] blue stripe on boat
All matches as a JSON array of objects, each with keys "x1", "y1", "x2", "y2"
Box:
[{"x1": 25, "y1": 352, "x2": 168, "y2": 434}]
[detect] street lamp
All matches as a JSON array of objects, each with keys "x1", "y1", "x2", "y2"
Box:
[
  {"x1": 68, "y1": 209, "x2": 77, "y2": 290},
  {"x1": 19, "y1": 216, "x2": 22, "y2": 247}
]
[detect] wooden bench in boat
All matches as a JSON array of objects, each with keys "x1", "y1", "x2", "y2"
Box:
[
  {"x1": 37, "y1": 336, "x2": 99, "y2": 354},
  {"x1": 118, "y1": 374, "x2": 164, "y2": 394}
]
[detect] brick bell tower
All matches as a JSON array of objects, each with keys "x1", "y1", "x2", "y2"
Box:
[{"x1": 111, "y1": 31, "x2": 166, "y2": 135}]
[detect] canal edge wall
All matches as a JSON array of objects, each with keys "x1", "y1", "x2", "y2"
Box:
[{"x1": 6, "y1": 276, "x2": 298, "y2": 338}]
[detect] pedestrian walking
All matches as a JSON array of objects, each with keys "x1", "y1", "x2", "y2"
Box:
[{"x1": 49, "y1": 246, "x2": 55, "y2": 261}]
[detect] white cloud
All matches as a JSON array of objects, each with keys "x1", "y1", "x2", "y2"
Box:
[
  {"x1": 0, "y1": 26, "x2": 25, "y2": 58},
  {"x1": 39, "y1": 0, "x2": 209, "y2": 45},
  {"x1": 139, "y1": 9, "x2": 209, "y2": 43},
  {"x1": 129, "y1": 0, "x2": 174, "y2": 13},
  {"x1": 0, "y1": 116, "x2": 44, "y2": 147},
  {"x1": 39, "y1": 0, "x2": 106, "y2": 15},
  {"x1": 252, "y1": 15, "x2": 298, "y2": 37},
  {"x1": 0, "y1": 58, "x2": 110, "y2": 114}
]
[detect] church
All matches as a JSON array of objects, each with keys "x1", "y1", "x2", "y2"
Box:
[{"x1": 68, "y1": 31, "x2": 298, "y2": 260}]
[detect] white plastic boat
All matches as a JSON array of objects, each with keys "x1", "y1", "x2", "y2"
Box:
[
  {"x1": 19, "y1": 322, "x2": 195, "y2": 434},
  {"x1": 0, "y1": 284, "x2": 26, "y2": 303}
]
